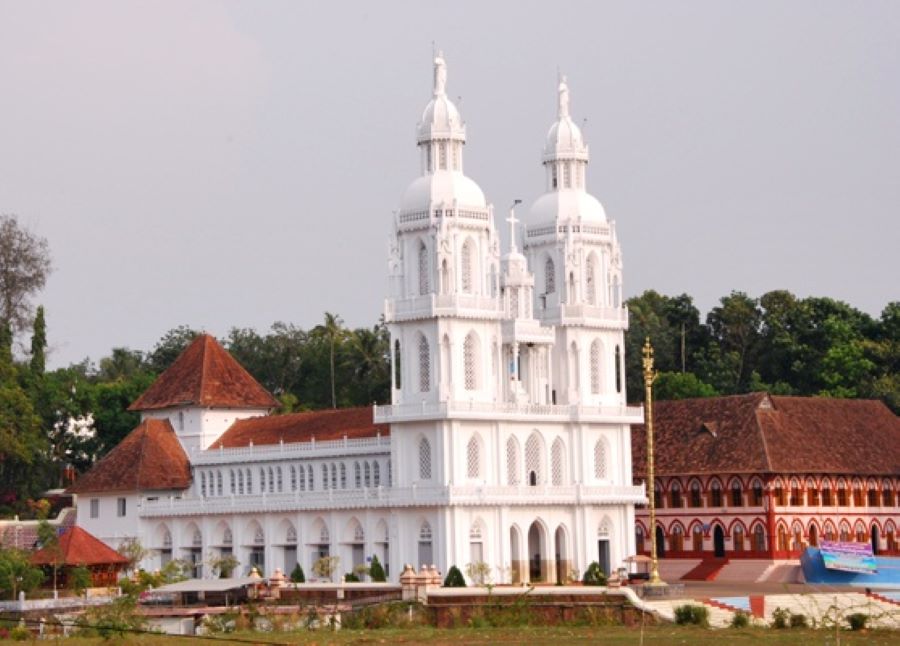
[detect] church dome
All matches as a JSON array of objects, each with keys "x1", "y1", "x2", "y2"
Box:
[
  {"x1": 417, "y1": 95, "x2": 465, "y2": 143},
  {"x1": 528, "y1": 188, "x2": 606, "y2": 223},
  {"x1": 542, "y1": 76, "x2": 588, "y2": 162},
  {"x1": 400, "y1": 171, "x2": 486, "y2": 212}
]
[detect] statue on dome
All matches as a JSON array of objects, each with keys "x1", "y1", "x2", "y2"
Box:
[
  {"x1": 434, "y1": 51, "x2": 447, "y2": 96},
  {"x1": 558, "y1": 75, "x2": 570, "y2": 118}
]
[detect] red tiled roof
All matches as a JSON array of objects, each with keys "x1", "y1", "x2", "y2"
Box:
[
  {"x1": 210, "y1": 407, "x2": 388, "y2": 449},
  {"x1": 632, "y1": 394, "x2": 900, "y2": 477},
  {"x1": 67, "y1": 419, "x2": 192, "y2": 494},
  {"x1": 0, "y1": 509, "x2": 77, "y2": 551},
  {"x1": 31, "y1": 526, "x2": 128, "y2": 567},
  {"x1": 129, "y1": 334, "x2": 278, "y2": 411}
]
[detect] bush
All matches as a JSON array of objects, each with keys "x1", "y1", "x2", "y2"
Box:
[
  {"x1": 443, "y1": 565, "x2": 466, "y2": 588},
  {"x1": 847, "y1": 613, "x2": 869, "y2": 631},
  {"x1": 582, "y1": 561, "x2": 607, "y2": 586},
  {"x1": 789, "y1": 612, "x2": 808, "y2": 628},
  {"x1": 289, "y1": 563, "x2": 305, "y2": 583},
  {"x1": 369, "y1": 555, "x2": 386, "y2": 582},
  {"x1": 673, "y1": 604, "x2": 709, "y2": 627},
  {"x1": 344, "y1": 572, "x2": 360, "y2": 582},
  {"x1": 70, "y1": 565, "x2": 92, "y2": 594},
  {"x1": 730, "y1": 610, "x2": 750, "y2": 628},
  {"x1": 771, "y1": 607, "x2": 789, "y2": 629},
  {"x1": 9, "y1": 624, "x2": 30, "y2": 641}
]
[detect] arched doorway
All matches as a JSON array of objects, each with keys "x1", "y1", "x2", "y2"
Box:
[
  {"x1": 655, "y1": 526, "x2": 665, "y2": 559},
  {"x1": 527, "y1": 521, "x2": 546, "y2": 582},
  {"x1": 871, "y1": 525, "x2": 880, "y2": 555},
  {"x1": 555, "y1": 525, "x2": 569, "y2": 584},
  {"x1": 509, "y1": 526, "x2": 522, "y2": 584},
  {"x1": 713, "y1": 525, "x2": 725, "y2": 558},
  {"x1": 808, "y1": 524, "x2": 818, "y2": 548}
]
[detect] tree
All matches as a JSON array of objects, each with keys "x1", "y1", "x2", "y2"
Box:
[
  {"x1": 368, "y1": 555, "x2": 386, "y2": 582},
  {"x1": 289, "y1": 563, "x2": 306, "y2": 583},
  {"x1": 0, "y1": 214, "x2": 52, "y2": 333},
  {"x1": 312, "y1": 313, "x2": 346, "y2": 408},
  {"x1": 0, "y1": 547, "x2": 43, "y2": 599},
  {"x1": 582, "y1": 561, "x2": 607, "y2": 586},
  {"x1": 654, "y1": 371, "x2": 718, "y2": 400},
  {"x1": 443, "y1": 566, "x2": 466, "y2": 587},
  {"x1": 146, "y1": 325, "x2": 198, "y2": 373},
  {"x1": 116, "y1": 537, "x2": 147, "y2": 576},
  {"x1": 312, "y1": 555, "x2": 340, "y2": 581},
  {"x1": 29, "y1": 305, "x2": 46, "y2": 378},
  {"x1": 70, "y1": 565, "x2": 92, "y2": 594},
  {"x1": 706, "y1": 291, "x2": 762, "y2": 392},
  {"x1": 37, "y1": 520, "x2": 63, "y2": 591}
]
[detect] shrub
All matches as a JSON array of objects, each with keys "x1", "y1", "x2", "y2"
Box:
[
  {"x1": 70, "y1": 566, "x2": 92, "y2": 594},
  {"x1": 9, "y1": 624, "x2": 30, "y2": 641},
  {"x1": 369, "y1": 555, "x2": 387, "y2": 582},
  {"x1": 443, "y1": 565, "x2": 466, "y2": 588},
  {"x1": 582, "y1": 561, "x2": 607, "y2": 586},
  {"x1": 730, "y1": 610, "x2": 750, "y2": 628},
  {"x1": 344, "y1": 572, "x2": 360, "y2": 582},
  {"x1": 789, "y1": 612, "x2": 808, "y2": 628},
  {"x1": 847, "y1": 613, "x2": 869, "y2": 631},
  {"x1": 673, "y1": 604, "x2": 709, "y2": 627},
  {"x1": 771, "y1": 607, "x2": 789, "y2": 629},
  {"x1": 289, "y1": 563, "x2": 305, "y2": 583}
]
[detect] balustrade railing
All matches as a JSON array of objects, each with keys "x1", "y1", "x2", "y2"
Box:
[{"x1": 374, "y1": 400, "x2": 643, "y2": 423}]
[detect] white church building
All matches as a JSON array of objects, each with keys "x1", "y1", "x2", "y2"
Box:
[{"x1": 70, "y1": 55, "x2": 645, "y2": 584}]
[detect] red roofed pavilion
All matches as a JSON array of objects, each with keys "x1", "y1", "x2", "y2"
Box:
[{"x1": 31, "y1": 526, "x2": 128, "y2": 587}]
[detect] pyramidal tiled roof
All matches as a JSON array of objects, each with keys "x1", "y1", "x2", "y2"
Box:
[
  {"x1": 129, "y1": 333, "x2": 278, "y2": 411},
  {"x1": 67, "y1": 419, "x2": 192, "y2": 494},
  {"x1": 31, "y1": 526, "x2": 128, "y2": 566},
  {"x1": 632, "y1": 393, "x2": 900, "y2": 477}
]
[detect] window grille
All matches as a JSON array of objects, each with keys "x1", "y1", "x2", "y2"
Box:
[
  {"x1": 525, "y1": 433, "x2": 542, "y2": 485},
  {"x1": 419, "y1": 522, "x2": 432, "y2": 541},
  {"x1": 419, "y1": 438, "x2": 432, "y2": 480},
  {"x1": 711, "y1": 481, "x2": 723, "y2": 507},
  {"x1": 551, "y1": 438, "x2": 564, "y2": 485},
  {"x1": 364, "y1": 461, "x2": 371, "y2": 487},
  {"x1": 614, "y1": 345, "x2": 622, "y2": 393},
  {"x1": 286, "y1": 526, "x2": 297, "y2": 544},
  {"x1": 307, "y1": 466, "x2": 314, "y2": 491},
  {"x1": 419, "y1": 335, "x2": 430, "y2": 392},
  {"x1": 216, "y1": 471, "x2": 222, "y2": 496},
  {"x1": 200, "y1": 472, "x2": 207, "y2": 497},
  {"x1": 340, "y1": 463, "x2": 347, "y2": 489},
  {"x1": 290, "y1": 466, "x2": 297, "y2": 491},
  {"x1": 373, "y1": 461, "x2": 381, "y2": 487},
  {"x1": 418, "y1": 242, "x2": 429, "y2": 295},
  {"x1": 732, "y1": 482, "x2": 743, "y2": 506},
  {"x1": 354, "y1": 524, "x2": 365, "y2": 542},
  {"x1": 590, "y1": 340, "x2": 601, "y2": 394},
  {"x1": 545, "y1": 258, "x2": 555, "y2": 293},
  {"x1": 331, "y1": 463, "x2": 337, "y2": 490},
  {"x1": 463, "y1": 333, "x2": 477, "y2": 390},
  {"x1": 238, "y1": 470, "x2": 244, "y2": 495},
  {"x1": 461, "y1": 240, "x2": 473, "y2": 293},
  {"x1": 223, "y1": 529, "x2": 233, "y2": 546},
  {"x1": 320, "y1": 525, "x2": 330, "y2": 543},
  {"x1": 387, "y1": 459, "x2": 392, "y2": 486},
  {"x1": 510, "y1": 288, "x2": 519, "y2": 317},
  {"x1": 594, "y1": 439, "x2": 607, "y2": 479},
  {"x1": 259, "y1": 468, "x2": 266, "y2": 493},
  {"x1": 691, "y1": 482, "x2": 702, "y2": 507},
  {"x1": 246, "y1": 469, "x2": 252, "y2": 493},
  {"x1": 322, "y1": 464, "x2": 329, "y2": 490},
  {"x1": 506, "y1": 437, "x2": 520, "y2": 485},
  {"x1": 268, "y1": 467, "x2": 275, "y2": 493},
  {"x1": 193, "y1": 530, "x2": 202, "y2": 546},
  {"x1": 298, "y1": 465, "x2": 306, "y2": 492},
  {"x1": 355, "y1": 462, "x2": 362, "y2": 488},
  {"x1": 467, "y1": 435, "x2": 481, "y2": 479},
  {"x1": 585, "y1": 256, "x2": 596, "y2": 305}
]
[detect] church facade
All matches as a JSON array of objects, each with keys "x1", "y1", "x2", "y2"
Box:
[{"x1": 69, "y1": 56, "x2": 644, "y2": 584}]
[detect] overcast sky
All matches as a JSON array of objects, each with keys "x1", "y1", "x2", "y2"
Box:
[{"x1": 1, "y1": 1, "x2": 897, "y2": 368}]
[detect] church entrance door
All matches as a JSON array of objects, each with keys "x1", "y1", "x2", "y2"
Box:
[
  {"x1": 655, "y1": 526, "x2": 665, "y2": 558},
  {"x1": 871, "y1": 526, "x2": 879, "y2": 555},
  {"x1": 527, "y1": 521, "x2": 546, "y2": 582},
  {"x1": 713, "y1": 526, "x2": 725, "y2": 557}
]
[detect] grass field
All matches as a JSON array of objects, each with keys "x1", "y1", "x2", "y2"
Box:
[{"x1": 57, "y1": 625, "x2": 900, "y2": 645}]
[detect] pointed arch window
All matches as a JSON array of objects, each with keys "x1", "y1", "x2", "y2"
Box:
[
  {"x1": 506, "y1": 436, "x2": 520, "y2": 485},
  {"x1": 321, "y1": 464, "x2": 329, "y2": 490},
  {"x1": 463, "y1": 333, "x2": 478, "y2": 390},
  {"x1": 593, "y1": 438, "x2": 607, "y2": 480},
  {"x1": 393, "y1": 340, "x2": 402, "y2": 389},
  {"x1": 331, "y1": 463, "x2": 338, "y2": 490},
  {"x1": 340, "y1": 463, "x2": 347, "y2": 489},
  {"x1": 307, "y1": 466, "x2": 314, "y2": 491},
  {"x1": 590, "y1": 339, "x2": 601, "y2": 394},
  {"x1": 614, "y1": 345, "x2": 622, "y2": 393},
  {"x1": 373, "y1": 461, "x2": 381, "y2": 487},
  {"x1": 276, "y1": 466, "x2": 283, "y2": 493},
  {"x1": 354, "y1": 462, "x2": 362, "y2": 488},
  {"x1": 585, "y1": 256, "x2": 596, "y2": 305},
  {"x1": 418, "y1": 241, "x2": 430, "y2": 295},
  {"x1": 551, "y1": 438, "x2": 564, "y2": 486},
  {"x1": 268, "y1": 467, "x2": 275, "y2": 493},
  {"x1": 364, "y1": 461, "x2": 371, "y2": 487},
  {"x1": 467, "y1": 435, "x2": 481, "y2": 479},
  {"x1": 544, "y1": 257, "x2": 555, "y2": 294},
  {"x1": 419, "y1": 437, "x2": 432, "y2": 480},
  {"x1": 200, "y1": 472, "x2": 207, "y2": 497},
  {"x1": 419, "y1": 335, "x2": 431, "y2": 392},
  {"x1": 298, "y1": 465, "x2": 306, "y2": 492},
  {"x1": 237, "y1": 469, "x2": 244, "y2": 495},
  {"x1": 290, "y1": 466, "x2": 297, "y2": 492},
  {"x1": 525, "y1": 433, "x2": 542, "y2": 486},
  {"x1": 216, "y1": 471, "x2": 222, "y2": 496},
  {"x1": 461, "y1": 239, "x2": 473, "y2": 293}
]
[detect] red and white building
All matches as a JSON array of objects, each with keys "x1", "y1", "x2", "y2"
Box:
[{"x1": 631, "y1": 393, "x2": 900, "y2": 570}]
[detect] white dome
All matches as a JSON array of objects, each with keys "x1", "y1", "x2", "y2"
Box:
[
  {"x1": 417, "y1": 95, "x2": 465, "y2": 143},
  {"x1": 528, "y1": 189, "x2": 606, "y2": 223},
  {"x1": 400, "y1": 170, "x2": 486, "y2": 213},
  {"x1": 543, "y1": 117, "x2": 587, "y2": 160}
]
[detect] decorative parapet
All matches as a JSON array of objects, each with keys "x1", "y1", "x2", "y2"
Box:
[{"x1": 374, "y1": 400, "x2": 643, "y2": 424}]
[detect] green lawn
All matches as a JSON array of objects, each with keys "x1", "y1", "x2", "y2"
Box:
[{"x1": 59, "y1": 625, "x2": 900, "y2": 645}]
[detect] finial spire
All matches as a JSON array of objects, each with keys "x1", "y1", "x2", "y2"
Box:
[
  {"x1": 507, "y1": 200, "x2": 522, "y2": 253},
  {"x1": 433, "y1": 50, "x2": 447, "y2": 97},
  {"x1": 558, "y1": 74, "x2": 570, "y2": 119}
]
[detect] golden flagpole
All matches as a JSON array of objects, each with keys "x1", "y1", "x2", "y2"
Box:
[{"x1": 643, "y1": 337, "x2": 665, "y2": 586}]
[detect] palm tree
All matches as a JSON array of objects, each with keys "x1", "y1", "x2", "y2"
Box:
[{"x1": 313, "y1": 312, "x2": 345, "y2": 408}]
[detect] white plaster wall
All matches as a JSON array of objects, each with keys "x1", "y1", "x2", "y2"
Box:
[{"x1": 141, "y1": 407, "x2": 269, "y2": 453}]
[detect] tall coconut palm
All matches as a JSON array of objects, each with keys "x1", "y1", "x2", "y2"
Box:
[{"x1": 313, "y1": 312, "x2": 345, "y2": 408}]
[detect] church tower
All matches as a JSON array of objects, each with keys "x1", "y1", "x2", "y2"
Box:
[{"x1": 523, "y1": 76, "x2": 628, "y2": 408}]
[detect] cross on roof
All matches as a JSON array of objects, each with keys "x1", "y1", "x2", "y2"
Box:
[{"x1": 507, "y1": 200, "x2": 522, "y2": 252}]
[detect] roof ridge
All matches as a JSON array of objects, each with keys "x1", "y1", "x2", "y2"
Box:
[
  {"x1": 135, "y1": 420, "x2": 149, "y2": 489},
  {"x1": 199, "y1": 334, "x2": 213, "y2": 404}
]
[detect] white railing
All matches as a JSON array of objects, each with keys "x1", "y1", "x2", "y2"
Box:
[
  {"x1": 191, "y1": 435, "x2": 391, "y2": 465},
  {"x1": 539, "y1": 304, "x2": 628, "y2": 326},
  {"x1": 500, "y1": 319, "x2": 556, "y2": 343},
  {"x1": 526, "y1": 222, "x2": 611, "y2": 238},
  {"x1": 139, "y1": 483, "x2": 647, "y2": 518},
  {"x1": 384, "y1": 293, "x2": 503, "y2": 322},
  {"x1": 374, "y1": 400, "x2": 643, "y2": 423}
]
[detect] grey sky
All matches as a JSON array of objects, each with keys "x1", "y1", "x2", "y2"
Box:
[{"x1": 1, "y1": 1, "x2": 897, "y2": 368}]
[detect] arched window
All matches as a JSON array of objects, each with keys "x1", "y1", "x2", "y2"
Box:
[
  {"x1": 614, "y1": 345, "x2": 622, "y2": 393},
  {"x1": 290, "y1": 466, "x2": 297, "y2": 491},
  {"x1": 506, "y1": 436, "x2": 520, "y2": 485},
  {"x1": 276, "y1": 466, "x2": 283, "y2": 493},
  {"x1": 733, "y1": 524, "x2": 745, "y2": 551},
  {"x1": 364, "y1": 461, "x2": 371, "y2": 487},
  {"x1": 387, "y1": 459, "x2": 392, "y2": 486},
  {"x1": 525, "y1": 433, "x2": 542, "y2": 486},
  {"x1": 418, "y1": 241, "x2": 429, "y2": 295},
  {"x1": 585, "y1": 255, "x2": 596, "y2": 305},
  {"x1": 340, "y1": 463, "x2": 347, "y2": 489},
  {"x1": 373, "y1": 461, "x2": 381, "y2": 487},
  {"x1": 237, "y1": 469, "x2": 244, "y2": 495},
  {"x1": 753, "y1": 525, "x2": 766, "y2": 552},
  {"x1": 331, "y1": 463, "x2": 337, "y2": 490},
  {"x1": 590, "y1": 339, "x2": 601, "y2": 394},
  {"x1": 467, "y1": 435, "x2": 481, "y2": 479},
  {"x1": 393, "y1": 339, "x2": 402, "y2": 389},
  {"x1": 268, "y1": 467, "x2": 275, "y2": 493},
  {"x1": 354, "y1": 462, "x2": 362, "y2": 488},
  {"x1": 321, "y1": 464, "x2": 329, "y2": 490},
  {"x1": 461, "y1": 239, "x2": 473, "y2": 293},
  {"x1": 544, "y1": 257, "x2": 555, "y2": 294},
  {"x1": 216, "y1": 471, "x2": 222, "y2": 496},
  {"x1": 670, "y1": 482, "x2": 682, "y2": 508},
  {"x1": 710, "y1": 480, "x2": 723, "y2": 507},
  {"x1": 731, "y1": 480, "x2": 743, "y2": 507},
  {"x1": 229, "y1": 470, "x2": 235, "y2": 495},
  {"x1": 418, "y1": 335, "x2": 430, "y2": 392},
  {"x1": 418, "y1": 437, "x2": 431, "y2": 480},
  {"x1": 690, "y1": 481, "x2": 702, "y2": 507},
  {"x1": 593, "y1": 439, "x2": 607, "y2": 479},
  {"x1": 298, "y1": 465, "x2": 306, "y2": 492},
  {"x1": 307, "y1": 466, "x2": 314, "y2": 491},
  {"x1": 200, "y1": 472, "x2": 207, "y2": 497},
  {"x1": 463, "y1": 333, "x2": 478, "y2": 390},
  {"x1": 551, "y1": 438, "x2": 564, "y2": 485}
]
